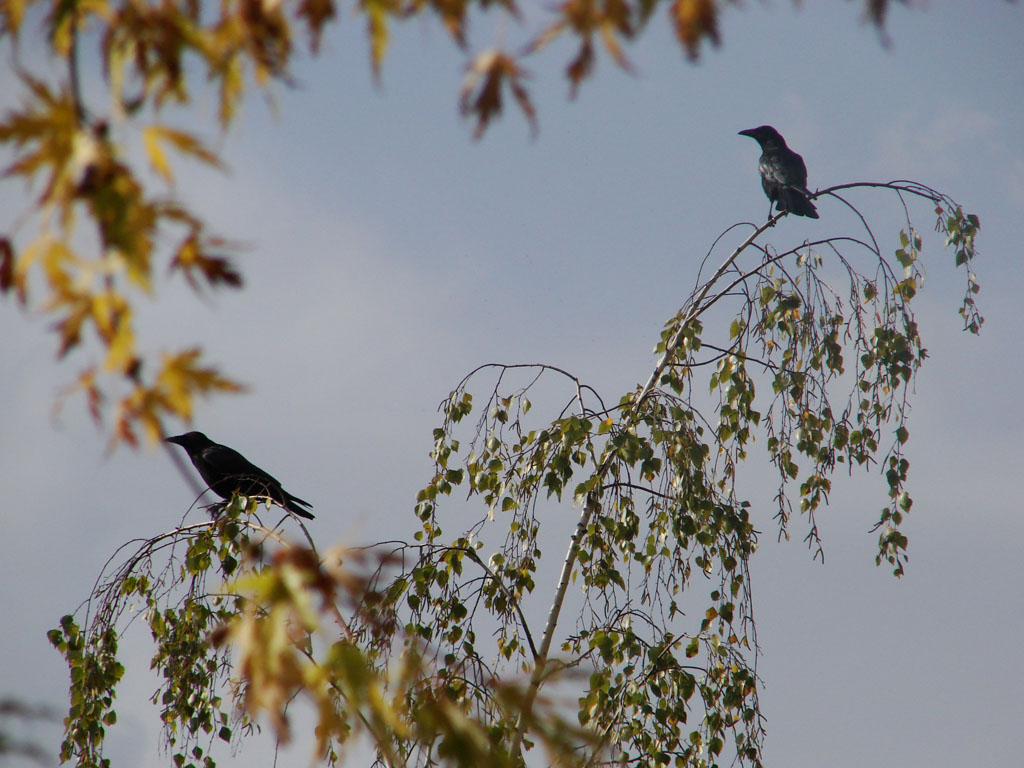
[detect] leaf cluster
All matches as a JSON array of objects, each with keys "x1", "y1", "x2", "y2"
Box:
[
  {"x1": 0, "y1": 72, "x2": 241, "y2": 447},
  {"x1": 49, "y1": 498, "x2": 277, "y2": 768},
  {"x1": 0, "y1": 0, "x2": 930, "y2": 446}
]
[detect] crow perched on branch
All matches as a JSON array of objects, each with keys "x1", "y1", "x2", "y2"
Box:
[
  {"x1": 738, "y1": 125, "x2": 819, "y2": 219},
  {"x1": 166, "y1": 431, "x2": 314, "y2": 519}
]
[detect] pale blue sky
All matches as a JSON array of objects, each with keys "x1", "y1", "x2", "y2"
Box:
[{"x1": 2, "y1": 2, "x2": 1022, "y2": 766}]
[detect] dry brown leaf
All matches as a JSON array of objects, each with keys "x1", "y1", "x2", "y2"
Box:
[
  {"x1": 460, "y1": 49, "x2": 537, "y2": 139},
  {"x1": 671, "y1": 0, "x2": 720, "y2": 60}
]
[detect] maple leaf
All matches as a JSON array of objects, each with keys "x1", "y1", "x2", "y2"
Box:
[
  {"x1": 671, "y1": 0, "x2": 720, "y2": 60},
  {"x1": 142, "y1": 124, "x2": 224, "y2": 184},
  {"x1": 297, "y1": 0, "x2": 337, "y2": 53},
  {"x1": 460, "y1": 50, "x2": 537, "y2": 139},
  {"x1": 157, "y1": 348, "x2": 246, "y2": 422},
  {"x1": 171, "y1": 232, "x2": 243, "y2": 291},
  {"x1": 566, "y1": 39, "x2": 595, "y2": 97}
]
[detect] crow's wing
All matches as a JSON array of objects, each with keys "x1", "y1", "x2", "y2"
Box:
[
  {"x1": 760, "y1": 149, "x2": 808, "y2": 190},
  {"x1": 779, "y1": 147, "x2": 809, "y2": 188},
  {"x1": 202, "y1": 443, "x2": 280, "y2": 483},
  {"x1": 198, "y1": 443, "x2": 315, "y2": 518},
  {"x1": 195, "y1": 443, "x2": 283, "y2": 498}
]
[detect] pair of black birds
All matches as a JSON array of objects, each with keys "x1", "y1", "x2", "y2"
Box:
[{"x1": 167, "y1": 126, "x2": 814, "y2": 520}]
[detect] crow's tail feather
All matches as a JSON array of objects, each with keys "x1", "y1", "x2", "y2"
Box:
[
  {"x1": 284, "y1": 492, "x2": 315, "y2": 520},
  {"x1": 781, "y1": 187, "x2": 819, "y2": 219}
]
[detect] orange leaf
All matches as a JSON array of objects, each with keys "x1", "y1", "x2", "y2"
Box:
[
  {"x1": 460, "y1": 50, "x2": 537, "y2": 139},
  {"x1": 171, "y1": 232, "x2": 243, "y2": 291},
  {"x1": 54, "y1": 301, "x2": 90, "y2": 358},
  {"x1": 566, "y1": 39, "x2": 595, "y2": 97},
  {"x1": 297, "y1": 0, "x2": 337, "y2": 52},
  {"x1": 671, "y1": 0, "x2": 720, "y2": 60}
]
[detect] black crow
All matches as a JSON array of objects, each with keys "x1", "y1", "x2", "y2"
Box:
[
  {"x1": 738, "y1": 125, "x2": 819, "y2": 219},
  {"x1": 166, "y1": 431, "x2": 314, "y2": 519}
]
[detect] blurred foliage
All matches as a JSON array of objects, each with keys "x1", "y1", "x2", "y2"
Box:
[
  {"x1": 51, "y1": 181, "x2": 982, "y2": 768},
  {"x1": 1, "y1": 697, "x2": 57, "y2": 765},
  {"x1": 0, "y1": 0, "x2": 934, "y2": 446}
]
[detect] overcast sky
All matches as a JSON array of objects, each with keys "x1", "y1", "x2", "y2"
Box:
[{"x1": 2, "y1": 2, "x2": 1022, "y2": 767}]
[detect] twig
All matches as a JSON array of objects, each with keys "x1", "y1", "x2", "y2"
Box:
[{"x1": 508, "y1": 210, "x2": 781, "y2": 759}]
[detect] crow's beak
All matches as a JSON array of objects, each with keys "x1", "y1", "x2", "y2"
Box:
[{"x1": 738, "y1": 129, "x2": 755, "y2": 137}]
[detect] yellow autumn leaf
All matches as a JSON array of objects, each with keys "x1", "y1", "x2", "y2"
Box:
[
  {"x1": 151, "y1": 125, "x2": 223, "y2": 168},
  {"x1": 142, "y1": 125, "x2": 173, "y2": 182},
  {"x1": 137, "y1": 406, "x2": 163, "y2": 447},
  {"x1": 104, "y1": 312, "x2": 136, "y2": 374},
  {"x1": 144, "y1": 124, "x2": 223, "y2": 184},
  {"x1": 362, "y1": 0, "x2": 391, "y2": 78},
  {"x1": 91, "y1": 291, "x2": 114, "y2": 339},
  {"x1": 219, "y1": 57, "x2": 244, "y2": 126},
  {"x1": 89, "y1": 290, "x2": 136, "y2": 372},
  {"x1": 108, "y1": 43, "x2": 127, "y2": 112},
  {"x1": 157, "y1": 349, "x2": 245, "y2": 420},
  {"x1": 40, "y1": 238, "x2": 77, "y2": 286},
  {"x1": 158, "y1": 351, "x2": 199, "y2": 418},
  {"x1": 14, "y1": 237, "x2": 46, "y2": 293},
  {"x1": 1, "y1": 0, "x2": 27, "y2": 34}
]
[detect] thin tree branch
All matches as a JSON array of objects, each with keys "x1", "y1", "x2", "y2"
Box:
[{"x1": 509, "y1": 209, "x2": 782, "y2": 759}]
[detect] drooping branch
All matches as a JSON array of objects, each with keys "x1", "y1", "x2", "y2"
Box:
[
  {"x1": 507, "y1": 180, "x2": 981, "y2": 760},
  {"x1": 507, "y1": 209, "x2": 784, "y2": 759}
]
